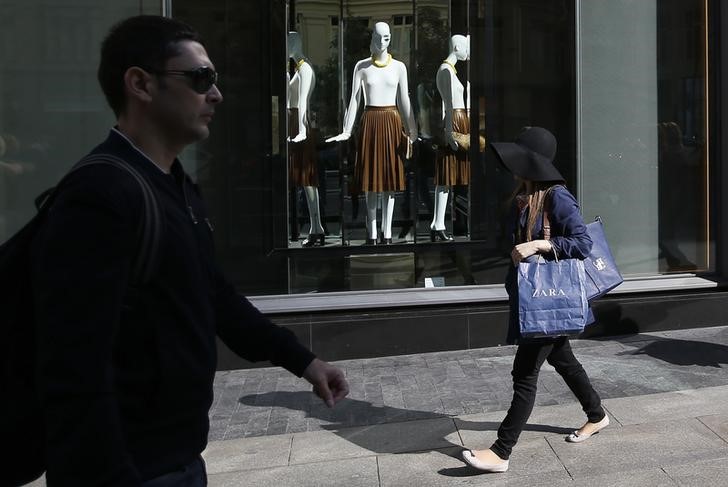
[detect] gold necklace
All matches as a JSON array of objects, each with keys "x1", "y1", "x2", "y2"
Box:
[
  {"x1": 442, "y1": 60, "x2": 457, "y2": 74},
  {"x1": 295, "y1": 59, "x2": 306, "y2": 71},
  {"x1": 372, "y1": 53, "x2": 392, "y2": 68}
]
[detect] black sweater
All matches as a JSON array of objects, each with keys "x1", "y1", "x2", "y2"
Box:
[{"x1": 31, "y1": 129, "x2": 315, "y2": 485}]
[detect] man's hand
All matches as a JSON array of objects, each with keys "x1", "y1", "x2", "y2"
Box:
[
  {"x1": 302, "y1": 358, "x2": 349, "y2": 408},
  {"x1": 511, "y1": 239, "x2": 552, "y2": 266}
]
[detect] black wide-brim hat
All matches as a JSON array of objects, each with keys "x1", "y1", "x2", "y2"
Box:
[{"x1": 491, "y1": 126, "x2": 565, "y2": 183}]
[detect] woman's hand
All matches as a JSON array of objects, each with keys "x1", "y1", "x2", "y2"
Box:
[{"x1": 511, "y1": 239, "x2": 553, "y2": 265}]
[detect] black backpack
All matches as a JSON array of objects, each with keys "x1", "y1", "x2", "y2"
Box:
[{"x1": 0, "y1": 154, "x2": 162, "y2": 487}]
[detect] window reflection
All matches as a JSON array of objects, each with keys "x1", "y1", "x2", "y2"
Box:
[{"x1": 0, "y1": 1, "x2": 147, "y2": 244}]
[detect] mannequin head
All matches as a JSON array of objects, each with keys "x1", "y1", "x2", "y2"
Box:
[
  {"x1": 450, "y1": 34, "x2": 470, "y2": 61},
  {"x1": 288, "y1": 31, "x2": 303, "y2": 59},
  {"x1": 370, "y1": 22, "x2": 391, "y2": 54}
]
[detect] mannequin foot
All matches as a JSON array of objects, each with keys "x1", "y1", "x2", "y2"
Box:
[
  {"x1": 430, "y1": 229, "x2": 453, "y2": 242},
  {"x1": 365, "y1": 238, "x2": 377, "y2": 246},
  {"x1": 302, "y1": 234, "x2": 325, "y2": 247},
  {"x1": 462, "y1": 449, "x2": 509, "y2": 473},
  {"x1": 380, "y1": 236, "x2": 392, "y2": 245}
]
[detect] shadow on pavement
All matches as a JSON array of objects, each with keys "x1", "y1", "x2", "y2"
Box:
[
  {"x1": 239, "y1": 390, "x2": 449, "y2": 430},
  {"x1": 239, "y1": 391, "x2": 574, "y2": 460},
  {"x1": 619, "y1": 338, "x2": 728, "y2": 368},
  {"x1": 455, "y1": 418, "x2": 572, "y2": 435},
  {"x1": 437, "y1": 466, "x2": 488, "y2": 477}
]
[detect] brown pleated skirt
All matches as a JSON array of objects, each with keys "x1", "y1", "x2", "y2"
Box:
[
  {"x1": 435, "y1": 108, "x2": 470, "y2": 186},
  {"x1": 288, "y1": 108, "x2": 318, "y2": 187},
  {"x1": 355, "y1": 106, "x2": 406, "y2": 192}
]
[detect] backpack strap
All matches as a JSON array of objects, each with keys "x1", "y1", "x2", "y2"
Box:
[{"x1": 36, "y1": 154, "x2": 162, "y2": 286}]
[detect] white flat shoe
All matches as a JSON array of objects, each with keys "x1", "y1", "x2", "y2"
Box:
[
  {"x1": 566, "y1": 414, "x2": 610, "y2": 443},
  {"x1": 461, "y1": 450, "x2": 509, "y2": 473}
]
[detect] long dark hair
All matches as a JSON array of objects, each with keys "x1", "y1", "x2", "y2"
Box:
[{"x1": 511, "y1": 180, "x2": 560, "y2": 242}]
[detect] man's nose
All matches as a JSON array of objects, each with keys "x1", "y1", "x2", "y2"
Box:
[{"x1": 208, "y1": 84, "x2": 223, "y2": 104}]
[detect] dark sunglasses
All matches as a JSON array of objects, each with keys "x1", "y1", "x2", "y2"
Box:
[{"x1": 151, "y1": 66, "x2": 219, "y2": 94}]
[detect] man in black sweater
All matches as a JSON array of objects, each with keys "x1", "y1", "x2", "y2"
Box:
[{"x1": 30, "y1": 15, "x2": 349, "y2": 486}]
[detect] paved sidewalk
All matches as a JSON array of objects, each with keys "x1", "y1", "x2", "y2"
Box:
[
  {"x1": 25, "y1": 325, "x2": 728, "y2": 486},
  {"x1": 204, "y1": 325, "x2": 728, "y2": 486}
]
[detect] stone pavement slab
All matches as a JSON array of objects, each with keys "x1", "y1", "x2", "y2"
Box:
[
  {"x1": 290, "y1": 417, "x2": 461, "y2": 464},
  {"x1": 201, "y1": 434, "x2": 292, "y2": 474},
  {"x1": 603, "y1": 385, "x2": 728, "y2": 425},
  {"x1": 695, "y1": 413, "x2": 728, "y2": 443},
  {"x1": 569, "y1": 469, "x2": 677, "y2": 487},
  {"x1": 662, "y1": 457, "x2": 728, "y2": 487},
  {"x1": 547, "y1": 417, "x2": 728, "y2": 480},
  {"x1": 207, "y1": 456, "x2": 379, "y2": 487},
  {"x1": 377, "y1": 446, "x2": 572, "y2": 487}
]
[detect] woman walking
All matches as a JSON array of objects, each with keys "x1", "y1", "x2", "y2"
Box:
[{"x1": 462, "y1": 127, "x2": 608, "y2": 473}]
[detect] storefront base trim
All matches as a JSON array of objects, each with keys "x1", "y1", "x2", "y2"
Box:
[
  {"x1": 248, "y1": 274, "x2": 722, "y2": 314},
  {"x1": 218, "y1": 288, "x2": 728, "y2": 370}
]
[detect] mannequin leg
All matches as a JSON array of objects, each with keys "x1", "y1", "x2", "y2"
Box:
[
  {"x1": 380, "y1": 191, "x2": 395, "y2": 244},
  {"x1": 430, "y1": 185, "x2": 450, "y2": 230},
  {"x1": 301, "y1": 186, "x2": 325, "y2": 247},
  {"x1": 365, "y1": 192, "x2": 379, "y2": 244},
  {"x1": 430, "y1": 185, "x2": 453, "y2": 242},
  {"x1": 304, "y1": 186, "x2": 325, "y2": 235}
]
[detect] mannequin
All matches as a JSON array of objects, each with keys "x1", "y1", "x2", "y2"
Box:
[
  {"x1": 288, "y1": 31, "x2": 325, "y2": 247},
  {"x1": 326, "y1": 22, "x2": 417, "y2": 245},
  {"x1": 431, "y1": 34, "x2": 470, "y2": 242}
]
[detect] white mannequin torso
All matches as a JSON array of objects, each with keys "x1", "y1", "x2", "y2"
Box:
[
  {"x1": 436, "y1": 47, "x2": 470, "y2": 149},
  {"x1": 327, "y1": 50, "x2": 417, "y2": 142},
  {"x1": 437, "y1": 64, "x2": 466, "y2": 110},
  {"x1": 357, "y1": 58, "x2": 405, "y2": 106}
]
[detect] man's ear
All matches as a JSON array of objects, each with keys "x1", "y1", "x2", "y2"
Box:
[{"x1": 124, "y1": 67, "x2": 155, "y2": 104}]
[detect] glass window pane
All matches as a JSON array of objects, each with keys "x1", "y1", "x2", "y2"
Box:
[
  {"x1": 577, "y1": 0, "x2": 710, "y2": 275},
  {"x1": 0, "y1": 1, "x2": 153, "y2": 243},
  {"x1": 100, "y1": 0, "x2": 710, "y2": 298}
]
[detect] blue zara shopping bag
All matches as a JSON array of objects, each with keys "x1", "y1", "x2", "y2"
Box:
[
  {"x1": 584, "y1": 217, "x2": 623, "y2": 301},
  {"x1": 517, "y1": 257, "x2": 589, "y2": 338}
]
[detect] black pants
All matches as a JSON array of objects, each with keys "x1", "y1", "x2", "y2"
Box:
[
  {"x1": 491, "y1": 337, "x2": 604, "y2": 460},
  {"x1": 141, "y1": 456, "x2": 207, "y2": 487}
]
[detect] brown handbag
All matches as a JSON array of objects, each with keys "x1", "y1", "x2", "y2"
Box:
[{"x1": 452, "y1": 132, "x2": 487, "y2": 151}]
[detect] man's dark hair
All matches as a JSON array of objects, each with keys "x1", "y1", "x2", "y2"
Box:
[{"x1": 98, "y1": 15, "x2": 202, "y2": 117}]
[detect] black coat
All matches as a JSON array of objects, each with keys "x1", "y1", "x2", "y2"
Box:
[{"x1": 31, "y1": 129, "x2": 315, "y2": 485}]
